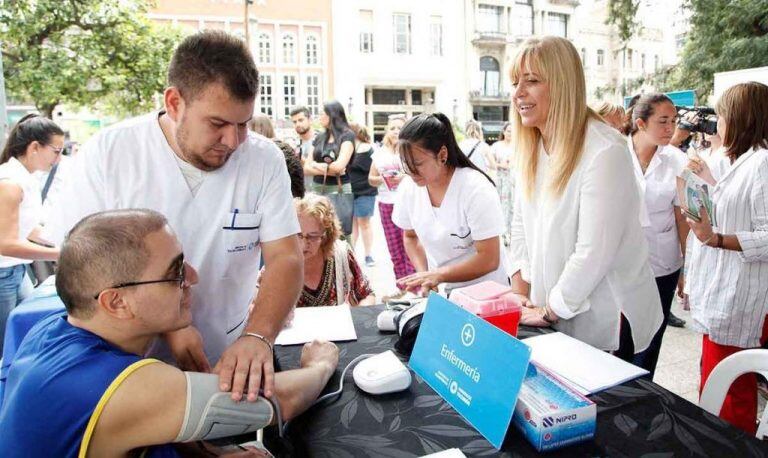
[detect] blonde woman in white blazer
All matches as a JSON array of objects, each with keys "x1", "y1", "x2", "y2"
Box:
[
  {"x1": 507, "y1": 36, "x2": 663, "y2": 354},
  {"x1": 684, "y1": 82, "x2": 768, "y2": 434}
]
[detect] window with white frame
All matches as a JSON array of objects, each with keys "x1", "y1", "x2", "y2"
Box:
[
  {"x1": 283, "y1": 75, "x2": 297, "y2": 118},
  {"x1": 392, "y1": 13, "x2": 411, "y2": 54},
  {"x1": 581, "y1": 48, "x2": 587, "y2": 66},
  {"x1": 480, "y1": 56, "x2": 500, "y2": 97},
  {"x1": 259, "y1": 74, "x2": 273, "y2": 117},
  {"x1": 654, "y1": 55, "x2": 660, "y2": 70},
  {"x1": 512, "y1": 0, "x2": 533, "y2": 36},
  {"x1": 477, "y1": 4, "x2": 503, "y2": 33},
  {"x1": 627, "y1": 48, "x2": 633, "y2": 68},
  {"x1": 306, "y1": 75, "x2": 321, "y2": 116},
  {"x1": 597, "y1": 49, "x2": 605, "y2": 66},
  {"x1": 360, "y1": 10, "x2": 374, "y2": 53},
  {"x1": 430, "y1": 16, "x2": 443, "y2": 56},
  {"x1": 546, "y1": 12, "x2": 568, "y2": 38},
  {"x1": 641, "y1": 53, "x2": 646, "y2": 72},
  {"x1": 282, "y1": 34, "x2": 296, "y2": 64},
  {"x1": 305, "y1": 35, "x2": 319, "y2": 65},
  {"x1": 258, "y1": 33, "x2": 272, "y2": 65}
]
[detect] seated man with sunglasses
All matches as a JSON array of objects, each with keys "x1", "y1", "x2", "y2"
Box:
[{"x1": 0, "y1": 209, "x2": 339, "y2": 457}]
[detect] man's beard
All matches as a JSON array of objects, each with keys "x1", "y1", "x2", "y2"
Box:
[
  {"x1": 175, "y1": 116, "x2": 231, "y2": 172},
  {"x1": 295, "y1": 125, "x2": 310, "y2": 136}
]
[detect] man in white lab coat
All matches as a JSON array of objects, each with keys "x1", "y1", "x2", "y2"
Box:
[{"x1": 43, "y1": 30, "x2": 303, "y2": 403}]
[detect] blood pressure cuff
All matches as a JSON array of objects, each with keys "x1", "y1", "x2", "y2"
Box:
[{"x1": 175, "y1": 372, "x2": 274, "y2": 442}]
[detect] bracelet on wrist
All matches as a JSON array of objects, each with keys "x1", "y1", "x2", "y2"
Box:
[{"x1": 241, "y1": 332, "x2": 274, "y2": 354}]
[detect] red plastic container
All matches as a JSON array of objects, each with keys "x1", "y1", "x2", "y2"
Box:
[{"x1": 449, "y1": 281, "x2": 522, "y2": 337}]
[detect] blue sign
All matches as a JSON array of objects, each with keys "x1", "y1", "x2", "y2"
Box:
[
  {"x1": 624, "y1": 89, "x2": 696, "y2": 108},
  {"x1": 409, "y1": 294, "x2": 531, "y2": 449}
]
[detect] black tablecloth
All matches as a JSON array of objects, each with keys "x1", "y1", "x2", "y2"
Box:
[{"x1": 270, "y1": 305, "x2": 768, "y2": 457}]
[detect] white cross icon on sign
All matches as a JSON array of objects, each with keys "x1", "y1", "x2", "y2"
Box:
[{"x1": 461, "y1": 323, "x2": 475, "y2": 347}]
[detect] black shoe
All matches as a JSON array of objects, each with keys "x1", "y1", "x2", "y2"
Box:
[{"x1": 668, "y1": 312, "x2": 686, "y2": 328}]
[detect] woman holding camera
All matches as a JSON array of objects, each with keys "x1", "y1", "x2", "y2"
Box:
[
  {"x1": 620, "y1": 93, "x2": 689, "y2": 376},
  {"x1": 684, "y1": 82, "x2": 768, "y2": 434},
  {"x1": 369, "y1": 114, "x2": 415, "y2": 293},
  {"x1": 303, "y1": 101, "x2": 355, "y2": 236},
  {"x1": 507, "y1": 36, "x2": 662, "y2": 354}
]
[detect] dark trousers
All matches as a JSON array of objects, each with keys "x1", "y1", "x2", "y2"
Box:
[{"x1": 615, "y1": 269, "x2": 680, "y2": 377}]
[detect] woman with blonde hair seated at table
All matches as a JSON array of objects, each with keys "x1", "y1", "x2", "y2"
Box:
[
  {"x1": 507, "y1": 36, "x2": 662, "y2": 355},
  {"x1": 294, "y1": 193, "x2": 374, "y2": 307}
]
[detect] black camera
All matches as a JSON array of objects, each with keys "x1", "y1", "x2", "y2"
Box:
[
  {"x1": 320, "y1": 149, "x2": 337, "y2": 164},
  {"x1": 677, "y1": 106, "x2": 718, "y2": 136}
]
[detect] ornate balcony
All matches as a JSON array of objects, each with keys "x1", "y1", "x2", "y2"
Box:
[
  {"x1": 471, "y1": 31, "x2": 507, "y2": 47},
  {"x1": 469, "y1": 89, "x2": 510, "y2": 103}
]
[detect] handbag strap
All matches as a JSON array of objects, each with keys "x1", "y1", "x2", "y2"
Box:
[{"x1": 467, "y1": 141, "x2": 481, "y2": 159}]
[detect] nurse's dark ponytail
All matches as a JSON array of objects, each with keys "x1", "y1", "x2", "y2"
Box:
[
  {"x1": 397, "y1": 113, "x2": 495, "y2": 186},
  {"x1": 1, "y1": 114, "x2": 65, "y2": 165}
]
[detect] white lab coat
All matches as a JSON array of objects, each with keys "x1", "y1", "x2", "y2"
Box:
[
  {"x1": 509, "y1": 119, "x2": 663, "y2": 351},
  {"x1": 44, "y1": 113, "x2": 300, "y2": 364}
]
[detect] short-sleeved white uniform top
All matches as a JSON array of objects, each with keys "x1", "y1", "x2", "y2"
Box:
[{"x1": 392, "y1": 167, "x2": 509, "y2": 292}]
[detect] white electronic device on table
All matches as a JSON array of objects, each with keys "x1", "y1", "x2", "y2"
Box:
[{"x1": 352, "y1": 350, "x2": 412, "y2": 395}]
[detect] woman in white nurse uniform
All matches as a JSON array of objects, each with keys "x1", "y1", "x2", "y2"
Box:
[
  {"x1": 392, "y1": 113, "x2": 508, "y2": 296},
  {"x1": 622, "y1": 93, "x2": 689, "y2": 375},
  {"x1": 507, "y1": 36, "x2": 663, "y2": 354}
]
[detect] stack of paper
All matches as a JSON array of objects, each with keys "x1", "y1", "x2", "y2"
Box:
[
  {"x1": 275, "y1": 305, "x2": 357, "y2": 346},
  {"x1": 522, "y1": 332, "x2": 648, "y2": 395}
]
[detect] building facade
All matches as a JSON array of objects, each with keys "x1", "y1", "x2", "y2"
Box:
[
  {"x1": 149, "y1": 0, "x2": 333, "y2": 134},
  {"x1": 331, "y1": 0, "x2": 467, "y2": 141}
]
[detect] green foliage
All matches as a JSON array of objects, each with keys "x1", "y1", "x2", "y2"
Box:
[
  {"x1": 670, "y1": 0, "x2": 768, "y2": 102},
  {"x1": 606, "y1": 0, "x2": 641, "y2": 46},
  {"x1": 0, "y1": 0, "x2": 183, "y2": 118},
  {"x1": 601, "y1": 0, "x2": 768, "y2": 103}
]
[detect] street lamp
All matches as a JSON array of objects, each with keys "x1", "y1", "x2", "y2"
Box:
[
  {"x1": 348, "y1": 97, "x2": 353, "y2": 117},
  {"x1": 452, "y1": 98, "x2": 458, "y2": 124}
]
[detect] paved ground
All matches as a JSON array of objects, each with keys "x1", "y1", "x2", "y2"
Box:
[{"x1": 351, "y1": 205, "x2": 702, "y2": 403}]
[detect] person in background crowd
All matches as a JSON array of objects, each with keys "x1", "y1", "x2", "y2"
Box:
[
  {"x1": 348, "y1": 123, "x2": 377, "y2": 267},
  {"x1": 290, "y1": 106, "x2": 317, "y2": 192},
  {"x1": 248, "y1": 113, "x2": 275, "y2": 139},
  {"x1": 293, "y1": 194, "x2": 374, "y2": 307},
  {"x1": 620, "y1": 93, "x2": 689, "y2": 377},
  {"x1": 303, "y1": 101, "x2": 356, "y2": 236},
  {"x1": 0, "y1": 114, "x2": 63, "y2": 351},
  {"x1": 507, "y1": 36, "x2": 662, "y2": 356},
  {"x1": 368, "y1": 114, "x2": 415, "y2": 296},
  {"x1": 43, "y1": 31, "x2": 303, "y2": 403},
  {"x1": 490, "y1": 122, "x2": 515, "y2": 244},
  {"x1": 458, "y1": 120, "x2": 496, "y2": 174},
  {"x1": 392, "y1": 113, "x2": 508, "y2": 296},
  {"x1": 595, "y1": 102, "x2": 626, "y2": 132},
  {"x1": 684, "y1": 82, "x2": 768, "y2": 435},
  {"x1": 0, "y1": 209, "x2": 339, "y2": 457},
  {"x1": 274, "y1": 139, "x2": 306, "y2": 199}
]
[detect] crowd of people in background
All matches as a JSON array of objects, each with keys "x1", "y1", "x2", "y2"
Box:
[{"x1": 1, "y1": 30, "x2": 767, "y2": 453}]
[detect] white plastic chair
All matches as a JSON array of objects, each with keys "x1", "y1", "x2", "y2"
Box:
[{"x1": 699, "y1": 349, "x2": 768, "y2": 439}]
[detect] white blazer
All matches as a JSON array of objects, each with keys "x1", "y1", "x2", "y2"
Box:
[{"x1": 509, "y1": 119, "x2": 663, "y2": 351}]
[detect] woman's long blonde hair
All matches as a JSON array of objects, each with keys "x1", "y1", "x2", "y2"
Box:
[{"x1": 509, "y1": 36, "x2": 597, "y2": 199}]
